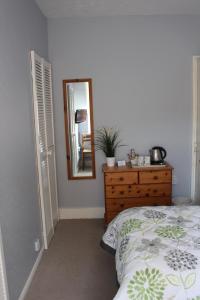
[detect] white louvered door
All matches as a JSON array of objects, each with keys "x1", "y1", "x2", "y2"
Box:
[
  {"x1": 31, "y1": 51, "x2": 58, "y2": 249},
  {"x1": 43, "y1": 60, "x2": 59, "y2": 227}
]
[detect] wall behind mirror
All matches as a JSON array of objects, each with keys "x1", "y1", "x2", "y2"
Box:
[
  {"x1": 48, "y1": 17, "x2": 200, "y2": 209},
  {"x1": 63, "y1": 79, "x2": 96, "y2": 179}
]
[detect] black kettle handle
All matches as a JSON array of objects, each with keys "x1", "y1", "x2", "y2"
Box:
[{"x1": 158, "y1": 147, "x2": 167, "y2": 160}]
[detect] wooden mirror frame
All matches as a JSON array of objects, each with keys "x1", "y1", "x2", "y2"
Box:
[{"x1": 63, "y1": 78, "x2": 96, "y2": 180}]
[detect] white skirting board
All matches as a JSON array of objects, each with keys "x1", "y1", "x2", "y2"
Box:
[
  {"x1": 59, "y1": 207, "x2": 105, "y2": 219},
  {"x1": 18, "y1": 246, "x2": 44, "y2": 300}
]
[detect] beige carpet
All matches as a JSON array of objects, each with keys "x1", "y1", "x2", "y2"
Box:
[{"x1": 25, "y1": 219, "x2": 118, "y2": 300}]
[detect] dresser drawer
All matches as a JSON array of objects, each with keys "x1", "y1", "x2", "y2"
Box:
[
  {"x1": 106, "y1": 198, "x2": 126, "y2": 211},
  {"x1": 103, "y1": 163, "x2": 173, "y2": 224},
  {"x1": 139, "y1": 170, "x2": 171, "y2": 184},
  {"x1": 106, "y1": 183, "x2": 171, "y2": 198},
  {"x1": 106, "y1": 196, "x2": 172, "y2": 212},
  {"x1": 124, "y1": 197, "x2": 171, "y2": 207},
  {"x1": 105, "y1": 172, "x2": 138, "y2": 185},
  {"x1": 106, "y1": 185, "x2": 137, "y2": 198}
]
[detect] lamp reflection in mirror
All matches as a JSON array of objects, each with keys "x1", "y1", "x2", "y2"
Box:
[{"x1": 75, "y1": 109, "x2": 87, "y2": 123}]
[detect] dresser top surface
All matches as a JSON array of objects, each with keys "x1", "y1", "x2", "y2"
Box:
[{"x1": 102, "y1": 162, "x2": 173, "y2": 173}]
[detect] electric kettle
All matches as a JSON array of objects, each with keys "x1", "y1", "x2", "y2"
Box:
[{"x1": 149, "y1": 146, "x2": 167, "y2": 164}]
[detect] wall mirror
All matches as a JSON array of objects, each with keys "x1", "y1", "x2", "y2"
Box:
[{"x1": 63, "y1": 79, "x2": 96, "y2": 179}]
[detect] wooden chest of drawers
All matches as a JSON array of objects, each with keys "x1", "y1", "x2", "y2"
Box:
[{"x1": 103, "y1": 163, "x2": 173, "y2": 224}]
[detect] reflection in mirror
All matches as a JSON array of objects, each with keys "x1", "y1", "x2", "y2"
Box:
[{"x1": 63, "y1": 79, "x2": 96, "y2": 179}]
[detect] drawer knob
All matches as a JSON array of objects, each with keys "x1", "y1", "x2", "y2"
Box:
[
  {"x1": 153, "y1": 189, "x2": 157, "y2": 193},
  {"x1": 120, "y1": 204, "x2": 124, "y2": 208},
  {"x1": 120, "y1": 191, "x2": 124, "y2": 195},
  {"x1": 153, "y1": 176, "x2": 158, "y2": 180},
  {"x1": 119, "y1": 177, "x2": 124, "y2": 181}
]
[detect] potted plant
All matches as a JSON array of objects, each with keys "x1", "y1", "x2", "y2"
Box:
[{"x1": 95, "y1": 127, "x2": 124, "y2": 167}]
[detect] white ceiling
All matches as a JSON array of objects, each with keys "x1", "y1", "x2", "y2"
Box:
[{"x1": 35, "y1": 0, "x2": 200, "y2": 18}]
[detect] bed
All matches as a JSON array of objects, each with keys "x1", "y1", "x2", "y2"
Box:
[{"x1": 102, "y1": 206, "x2": 200, "y2": 300}]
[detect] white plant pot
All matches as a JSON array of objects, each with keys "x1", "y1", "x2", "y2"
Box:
[{"x1": 106, "y1": 157, "x2": 115, "y2": 167}]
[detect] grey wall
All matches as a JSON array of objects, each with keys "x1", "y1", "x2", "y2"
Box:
[
  {"x1": 0, "y1": 0, "x2": 48, "y2": 299},
  {"x1": 48, "y1": 16, "x2": 200, "y2": 208}
]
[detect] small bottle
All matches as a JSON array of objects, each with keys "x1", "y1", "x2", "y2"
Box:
[{"x1": 130, "y1": 148, "x2": 136, "y2": 159}]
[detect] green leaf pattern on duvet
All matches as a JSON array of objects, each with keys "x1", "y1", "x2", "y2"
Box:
[
  {"x1": 120, "y1": 219, "x2": 144, "y2": 237},
  {"x1": 166, "y1": 274, "x2": 181, "y2": 286},
  {"x1": 102, "y1": 206, "x2": 200, "y2": 299},
  {"x1": 127, "y1": 268, "x2": 166, "y2": 300},
  {"x1": 184, "y1": 273, "x2": 196, "y2": 289},
  {"x1": 155, "y1": 225, "x2": 186, "y2": 240},
  {"x1": 166, "y1": 272, "x2": 196, "y2": 289}
]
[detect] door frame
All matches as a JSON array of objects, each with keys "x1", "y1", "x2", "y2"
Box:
[{"x1": 191, "y1": 56, "x2": 199, "y2": 202}]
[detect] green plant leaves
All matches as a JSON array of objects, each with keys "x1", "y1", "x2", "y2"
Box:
[{"x1": 95, "y1": 127, "x2": 125, "y2": 157}]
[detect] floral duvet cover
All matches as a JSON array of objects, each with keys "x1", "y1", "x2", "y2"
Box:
[{"x1": 102, "y1": 206, "x2": 200, "y2": 300}]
